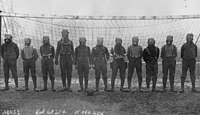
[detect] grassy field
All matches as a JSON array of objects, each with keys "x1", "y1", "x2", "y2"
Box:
[{"x1": 0, "y1": 59, "x2": 200, "y2": 115}]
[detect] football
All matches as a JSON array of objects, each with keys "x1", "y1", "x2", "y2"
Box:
[{"x1": 86, "y1": 88, "x2": 95, "y2": 96}]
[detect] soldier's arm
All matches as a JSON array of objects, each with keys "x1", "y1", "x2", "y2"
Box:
[
  {"x1": 142, "y1": 49, "x2": 148, "y2": 63},
  {"x1": 156, "y1": 47, "x2": 160, "y2": 59},
  {"x1": 174, "y1": 45, "x2": 177, "y2": 58},
  {"x1": 105, "y1": 47, "x2": 110, "y2": 61},
  {"x1": 74, "y1": 47, "x2": 78, "y2": 65},
  {"x1": 195, "y1": 44, "x2": 197, "y2": 58},
  {"x1": 55, "y1": 41, "x2": 60, "y2": 60},
  {"x1": 140, "y1": 46, "x2": 143, "y2": 59},
  {"x1": 1, "y1": 44, "x2": 4, "y2": 59},
  {"x1": 33, "y1": 48, "x2": 38, "y2": 61},
  {"x1": 91, "y1": 48, "x2": 95, "y2": 65},
  {"x1": 51, "y1": 46, "x2": 55, "y2": 58},
  {"x1": 127, "y1": 47, "x2": 130, "y2": 60},
  {"x1": 71, "y1": 41, "x2": 75, "y2": 61},
  {"x1": 40, "y1": 46, "x2": 43, "y2": 57},
  {"x1": 180, "y1": 44, "x2": 185, "y2": 59},
  {"x1": 15, "y1": 44, "x2": 20, "y2": 59},
  {"x1": 21, "y1": 49, "x2": 25, "y2": 60},
  {"x1": 160, "y1": 46, "x2": 165, "y2": 59},
  {"x1": 88, "y1": 47, "x2": 92, "y2": 64}
]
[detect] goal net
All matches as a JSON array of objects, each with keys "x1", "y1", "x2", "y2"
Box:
[{"x1": 1, "y1": 13, "x2": 200, "y2": 78}]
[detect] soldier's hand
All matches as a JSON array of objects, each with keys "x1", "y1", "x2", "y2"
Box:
[
  {"x1": 89, "y1": 64, "x2": 92, "y2": 69},
  {"x1": 75, "y1": 64, "x2": 78, "y2": 69},
  {"x1": 92, "y1": 64, "x2": 95, "y2": 69},
  {"x1": 55, "y1": 59, "x2": 58, "y2": 65}
]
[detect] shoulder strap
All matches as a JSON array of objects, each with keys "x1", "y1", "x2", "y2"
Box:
[{"x1": 146, "y1": 47, "x2": 151, "y2": 55}]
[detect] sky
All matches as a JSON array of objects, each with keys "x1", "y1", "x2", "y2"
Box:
[{"x1": 1, "y1": 0, "x2": 200, "y2": 16}]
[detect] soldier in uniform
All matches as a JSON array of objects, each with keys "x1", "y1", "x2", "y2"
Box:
[
  {"x1": 127, "y1": 36, "x2": 143, "y2": 92},
  {"x1": 1, "y1": 34, "x2": 20, "y2": 91},
  {"x1": 40, "y1": 36, "x2": 55, "y2": 91},
  {"x1": 92, "y1": 37, "x2": 109, "y2": 91},
  {"x1": 180, "y1": 33, "x2": 198, "y2": 93},
  {"x1": 142, "y1": 38, "x2": 160, "y2": 92},
  {"x1": 74, "y1": 37, "x2": 91, "y2": 92},
  {"x1": 110, "y1": 38, "x2": 126, "y2": 92},
  {"x1": 161, "y1": 35, "x2": 177, "y2": 92},
  {"x1": 21, "y1": 38, "x2": 39, "y2": 91},
  {"x1": 55, "y1": 29, "x2": 74, "y2": 92}
]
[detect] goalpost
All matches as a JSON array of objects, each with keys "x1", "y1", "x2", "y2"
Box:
[{"x1": 1, "y1": 12, "x2": 200, "y2": 78}]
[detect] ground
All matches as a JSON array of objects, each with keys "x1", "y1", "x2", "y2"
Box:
[{"x1": 0, "y1": 62, "x2": 200, "y2": 115}]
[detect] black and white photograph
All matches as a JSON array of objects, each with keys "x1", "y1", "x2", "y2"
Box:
[{"x1": 0, "y1": 0, "x2": 200, "y2": 114}]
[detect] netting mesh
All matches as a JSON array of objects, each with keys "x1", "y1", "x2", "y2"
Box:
[{"x1": 1, "y1": 15, "x2": 200, "y2": 77}]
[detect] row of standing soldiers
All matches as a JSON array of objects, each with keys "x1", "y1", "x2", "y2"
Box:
[{"x1": 0, "y1": 30, "x2": 198, "y2": 93}]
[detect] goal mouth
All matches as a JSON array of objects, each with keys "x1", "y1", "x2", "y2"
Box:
[{"x1": 1, "y1": 13, "x2": 200, "y2": 77}]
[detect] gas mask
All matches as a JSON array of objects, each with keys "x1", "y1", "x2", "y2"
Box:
[
  {"x1": 4, "y1": 34, "x2": 12, "y2": 44},
  {"x1": 24, "y1": 38, "x2": 31, "y2": 46},
  {"x1": 79, "y1": 37, "x2": 86, "y2": 46},
  {"x1": 186, "y1": 33, "x2": 193, "y2": 43},
  {"x1": 42, "y1": 36, "x2": 50, "y2": 45},
  {"x1": 166, "y1": 35, "x2": 173, "y2": 45},
  {"x1": 132, "y1": 36, "x2": 139, "y2": 46},
  {"x1": 115, "y1": 38, "x2": 122, "y2": 46},
  {"x1": 148, "y1": 38, "x2": 155, "y2": 46}
]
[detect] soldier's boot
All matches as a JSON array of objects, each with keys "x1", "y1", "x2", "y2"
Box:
[
  {"x1": 33, "y1": 77, "x2": 39, "y2": 92},
  {"x1": 191, "y1": 75, "x2": 198, "y2": 92},
  {"x1": 103, "y1": 78, "x2": 108, "y2": 91},
  {"x1": 180, "y1": 76, "x2": 186, "y2": 93},
  {"x1": 61, "y1": 76, "x2": 67, "y2": 89},
  {"x1": 169, "y1": 76, "x2": 176, "y2": 92},
  {"x1": 1, "y1": 78, "x2": 9, "y2": 91},
  {"x1": 146, "y1": 76, "x2": 151, "y2": 91},
  {"x1": 95, "y1": 77, "x2": 100, "y2": 92},
  {"x1": 152, "y1": 76, "x2": 157, "y2": 92},
  {"x1": 51, "y1": 80, "x2": 56, "y2": 92},
  {"x1": 138, "y1": 76, "x2": 142, "y2": 92},
  {"x1": 127, "y1": 76, "x2": 132, "y2": 92},
  {"x1": 120, "y1": 77, "x2": 125, "y2": 92},
  {"x1": 162, "y1": 76, "x2": 167, "y2": 92},
  {"x1": 41, "y1": 80, "x2": 48, "y2": 91},
  {"x1": 14, "y1": 76, "x2": 20, "y2": 91},
  {"x1": 110, "y1": 77, "x2": 115, "y2": 92},
  {"x1": 84, "y1": 77, "x2": 88, "y2": 91},
  {"x1": 78, "y1": 76, "x2": 84, "y2": 92},
  {"x1": 67, "y1": 76, "x2": 72, "y2": 92},
  {"x1": 23, "y1": 77, "x2": 29, "y2": 91}
]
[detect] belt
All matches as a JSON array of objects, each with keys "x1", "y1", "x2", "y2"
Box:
[{"x1": 42, "y1": 55, "x2": 51, "y2": 58}]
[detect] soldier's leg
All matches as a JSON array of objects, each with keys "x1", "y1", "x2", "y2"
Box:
[
  {"x1": 102, "y1": 61, "x2": 108, "y2": 91},
  {"x1": 180, "y1": 60, "x2": 188, "y2": 92},
  {"x1": 83, "y1": 63, "x2": 89, "y2": 90},
  {"x1": 111, "y1": 61, "x2": 118, "y2": 91},
  {"x1": 41, "y1": 59, "x2": 48, "y2": 91},
  {"x1": 169, "y1": 60, "x2": 176, "y2": 91},
  {"x1": 152, "y1": 63, "x2": 158, "y2": 91},
  {"x1": 30, "y1": 59, "x2": 37, "y2": 91},
  {"x1": 78, "y1": 64, "x2": 84, "y2": 92},
  {"x1": 2, "y1": 60, "x2": 10, "y2": 90},
  {"x1": 60, "y1": 56, "x2": 67, "y2": 88},
  {"x1": 9, "y1": 59, "x2": 19, "y2": 90},
  {"x1": 136, "y1": 61, "x2": 142, "y2": 91},
  {"x1": 162, "y1": 60, "x2": 168, "y2": 91},
  {"x1": 119, "y1": 62, "x2": 126, "y2": 91},
  {"x1": 66, "y1": 57, "x2": 73, "y2": 92},
  {"x1": 146, "y1": 63, "x2": 151, "y2": 89},
  {"x1": 127, "y1": 61, "x2": 134, "y2": 90},
  {"x1": 23, "y1": 60, "x2": 30, "y2": 90},
  {"x1": 189, "y1": 60, "x2": 196, "y2": 91},
  {"x1": 95, "y1": 62, "x2": 101, "y2": 91},
  {"x1": 48, "y1": 58, "x2": 55, "y2": 91}
]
